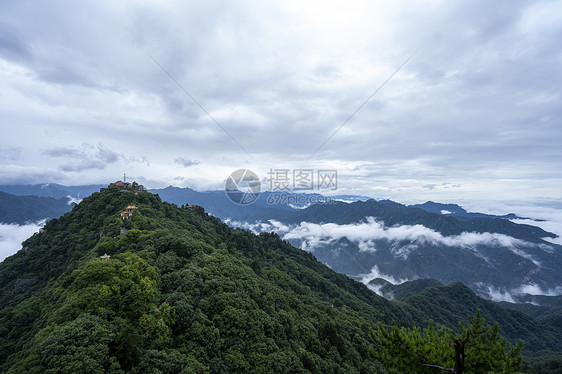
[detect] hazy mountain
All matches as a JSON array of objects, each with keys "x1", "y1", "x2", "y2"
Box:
[
  {"x1": 148, "y1": 186, "x2": 297, "y2": 220},
  {"x1": 0, "y1": 183, "x2": 369, "y2": 223},
  {"x1": 266, "y1": 199, "x2": 554, "y2": 242},
  {"x1": 0, "y1": 192, "x2": 72, "y2": 224},
  {"x1": 0, "y1": 183, "x2": 104, "y2": 200},
  {"x1": 149, "y1": 186, "x2": 361, "y2": 219},
  {"x1": 409, "y1": 201, "x2": 530, "y2": 220}
]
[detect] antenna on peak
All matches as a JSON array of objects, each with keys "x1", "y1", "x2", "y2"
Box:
[{"x1": 123, "y1": 173, "x2": 127, "y2": 183}]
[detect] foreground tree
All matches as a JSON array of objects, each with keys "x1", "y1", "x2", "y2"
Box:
[{"x1": 370, "y1": 310, "x2": 523, "y2": 374}]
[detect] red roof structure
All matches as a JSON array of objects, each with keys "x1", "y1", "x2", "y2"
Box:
[{"x1": 111, "y1": 181, "x2": 131, "y2": 187}]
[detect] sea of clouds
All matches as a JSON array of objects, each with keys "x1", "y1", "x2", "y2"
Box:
[
  {"x1": 0, "y1": 221, "x2": 44, "y2": 262},
  {"x1": 227, "y1": 202, "x2": 562, "y2": 302},
  {"x1": 229, "y1": 216, "x2": 548, "y2": 265}
]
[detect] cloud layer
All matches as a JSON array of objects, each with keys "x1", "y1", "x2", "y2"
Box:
[
  {"x1": 238, "y1": 217, "x2": 548, "y2": 266},
  {"x1": 42, "y1": 143, "x2": 122, "y2": 172},
  {"x1": 0, "y1": 222, "x2": 43, "y2": 261},
  {"x1": 229, "y1": 212, "x2": 562, "y2": 299},
  {"x1": 478, "y1": 283, "x2": 562, "y2": 303}
]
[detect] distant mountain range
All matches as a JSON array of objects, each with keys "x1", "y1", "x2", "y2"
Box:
[
  {"x1": 0, "y1": 183, "x2": 105, "y2": 200},
  {"x1": 0, "y1": 184, "x2": 365, "y2": 223},
  {"x1": 0, "y1": 183, "x2": 540, "y2": 222},
  {"x1": 1, "y1": 183, "x2": 560, "y2": 303},
  {"x1": 0, "y1": 192, "x2": 72, "y2": 224},
  {"x1": 231, "y1": 199, "x2": 562, "y2": 299},
  {"x1": 409, "y1": 201, "x2": 534, "y2": 220},
  {"x1": 263, "y1": 199, "x2": 553, "y2": 242}
]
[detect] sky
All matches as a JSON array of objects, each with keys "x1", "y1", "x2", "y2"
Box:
[{"x1": 1, "y1": 0, "x2": 561, "y2": 204}]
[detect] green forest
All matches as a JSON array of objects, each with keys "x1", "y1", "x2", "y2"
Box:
[
  {"x1": 0, "y1": 185, "x2": 560, "y2": 373},
  {"x1": 0, "y1": 191, "x2": 71, "y2": 224}
]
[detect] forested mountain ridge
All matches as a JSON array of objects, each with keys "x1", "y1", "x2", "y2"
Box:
[
  {"x1": 0, "y1": 191, "x2": 72, "y2": 224},
  {"x1": 0, "y1": 185, "x2": 558, "y2": 372}
]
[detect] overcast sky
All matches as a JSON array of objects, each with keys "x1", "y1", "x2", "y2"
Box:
[{"x1": 1, "y1": 0, "x2": 561, "y2": 203}]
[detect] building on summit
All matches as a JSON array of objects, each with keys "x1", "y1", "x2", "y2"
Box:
[{"x1": 120, "y1": 205, "x2": 137, "y2": 221}]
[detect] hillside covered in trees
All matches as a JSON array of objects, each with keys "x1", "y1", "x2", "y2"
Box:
[
  {"x1": 0, "y1": 191, "x2": 72, "y2": 224},
  {"x1": 0, "y1": 185, "x2": 559, "y2": 373}
]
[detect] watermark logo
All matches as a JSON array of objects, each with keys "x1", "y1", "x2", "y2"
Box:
[
  {"x1": 266, "y1": 193, "x2": 336, "y2": 206},
  {"x1": 225, "y1": 169, "x2": 261, "y2": 205},
  {"x1": 268, "y1": 169, "x2": 337, "y2": 191},
  {"x1": 225, "y1": 168, "x2": 338, "y2": 206}
]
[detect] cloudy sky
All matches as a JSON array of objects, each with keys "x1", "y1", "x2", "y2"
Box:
[{"x1": 1, "y1": 0, "x2": 561, "y2": 203}]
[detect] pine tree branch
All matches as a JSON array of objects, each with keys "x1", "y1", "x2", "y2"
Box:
[{"x1": 421, "y1": 363, "x2": 454, "y2": 372}]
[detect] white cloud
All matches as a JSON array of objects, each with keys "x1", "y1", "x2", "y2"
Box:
[
  {"x1": 478, "y1": 282, "x2": 562, "y2": 302},
  {"x1": 230, "y1": 209, "x2": 562, "y2": 299},
  {"x1": 361, "y1": 265, "x2": 412, "y2": 293},
  {"x1": 462, "y1": 202, "x2": 562, "y2": 245},
  {"x1": 481, "y1": 285, "x2": 516, "y2": 303},
  {"x1": 226, "y1": 219, "x2": 291, "y2": 234},
  {"x1": 278, "y1": 217, "x2": 545, "y2": 266},
  {"x1": 358, "y1": 240, "x2": 377, "y2": 253},
  {"x1": 0, "y1": 222, "x2": 44, "y2": 262},
  {"x1": 0, "y1": 146, "x2": 21, "y2": 161},
  {"x1": 42, "y1": 143, "x2": 123, "y2": 172},
  {"x1": 230, "y1": 216, "x2": 548, "y2": 268},
  {"x1": 289, "y1": 203, "x2": 311, "y2": 210},
  {"x1": 174, "y1": 158, "x2": 200, "y2": 168},
  {"x1": 516, "y1": 284, "x2": 562, "y2": 297},
  {"x1": 66, "y1": 195, "x2": 82, "y2": 205}
]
